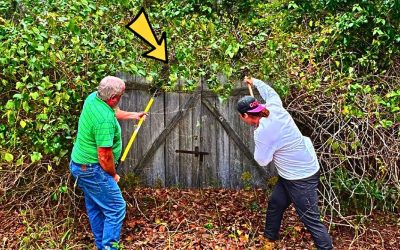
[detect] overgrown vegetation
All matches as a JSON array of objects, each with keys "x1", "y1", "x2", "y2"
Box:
[{"x1": 0, "y1": 0, "x2": 399, "y2": 247}]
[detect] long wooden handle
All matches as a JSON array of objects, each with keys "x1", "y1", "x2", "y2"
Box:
[
  {"x1": 120, "y1": 97, "x2": 154, "y2": 162},
  {"x1": 247, "y1": 84, "x2": 254, "y2": 97}
]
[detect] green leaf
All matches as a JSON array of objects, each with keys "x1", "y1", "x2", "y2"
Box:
[
  {"x1": 30, "y1": 92, "x2": 39, "y2": 100},
  {"x1": 288, "y1": 1, "x2": 298, "y2": 9},
  {"x1": 16, "y1": 156, "x2": 24, "y2": 166},
  {"x1": 22, "y1": 76, "x2": 29, "y2": 82},
  {"x1": 71, "y1": 36, "x2": 80, "y2": 44},
  {"x1": 51, "y1": 192, "x2": 58, "y2": 201},
  {"x1": 59, "y1": 186, "x2": 68, "y2": 193},
  {"x1": 43, "y1": 97, "x2": 50, "y2": 106},
  {"x1": 16, "y1": 82, "x2": 24, "y2": 90},
  {"x1": 13, "y1": 93, "x2": 23, "y2": 99},
  {"x1": 332, "y1": 142, "x2": 340, "y2": 151},
  {"x1": 30, "y1": 152, "x2": 42, "y2": 163},
  {"x1": 20, "y1": 120, "x2": 27, "y2": 128},
  {"x1": 36, "y1": 113, "x2": 48, "y2": 121},
  {"x1": 5, "y1": 100, "x2": 15, "y2": 110},
  {"x1": 7, "y1": 110, "x2": 14, "y2": 124},
  {"x1": 36, "y1": 45, "x2": 45, "y2": 51},
  {"x1": 4, "y1": 152, "x2": 14, "y2": 162},
  {"x1": 23, "y1": 101, "x2": 29, "y2": 112}
]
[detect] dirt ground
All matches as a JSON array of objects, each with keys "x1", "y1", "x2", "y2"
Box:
[{"x1": 1, "y1": 188, "x2": 399, "y2": 249}]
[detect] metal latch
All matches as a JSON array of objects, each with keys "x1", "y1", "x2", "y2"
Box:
[{"x1": 176, "y1": 146, "x2": 209, "y2": 162}]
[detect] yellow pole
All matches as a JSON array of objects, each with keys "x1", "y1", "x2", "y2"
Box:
[{"x1": 120, "y1": 96, "x2": 155, "y2": 162}]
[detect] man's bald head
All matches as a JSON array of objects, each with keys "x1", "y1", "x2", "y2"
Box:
[{"x1": 97, "y1": 76, "x2": 126, "y2": 101}]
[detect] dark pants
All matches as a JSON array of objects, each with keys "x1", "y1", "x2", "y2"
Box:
[{"x1": 264, "y1": 171, "x2": 333, "y2": 250}]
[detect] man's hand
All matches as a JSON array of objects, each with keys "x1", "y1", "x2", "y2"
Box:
[
  {"x1": 113, "y1": 174, "x2": 121, "y2": 183},
  {"x1": 244, "y1": 76, "x2": 254, "y2": 86},
  {"x1": 135, "y1": 111, "x2": 148, "y2": 121}
]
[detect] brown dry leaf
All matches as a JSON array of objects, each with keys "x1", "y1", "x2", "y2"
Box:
[
  {"x1": 15, "y1": 226, "x2": 25, "y2": 235},
  {"x1": 239, "y1": 234, "x2": 249, "y2": 243},
  {"x1": 217, "y1": 233, "x2": 225, "y2": 239},
  {"x1": 125, "y1": 235, "x2": 134, "y2": 242},
  {"x1": 126, "y1": 220, "x2": 137, "y2": 228}
]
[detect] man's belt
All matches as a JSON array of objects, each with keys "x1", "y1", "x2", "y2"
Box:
[{"x1": 72, "y1": 161, "x2": 97, "y2": 171}]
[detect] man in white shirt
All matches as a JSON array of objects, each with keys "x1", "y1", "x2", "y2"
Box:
[{"x1": 237, "y1": 77, "x2": 333, "y2": 250}]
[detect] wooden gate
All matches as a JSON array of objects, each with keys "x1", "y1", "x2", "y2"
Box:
[{"x1": 117, "y1": 73, "x2": 276, "y2": 188}]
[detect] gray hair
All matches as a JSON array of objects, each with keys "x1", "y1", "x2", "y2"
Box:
[{"x1": 97, "y1": 76, "x2": 126, "y2": 101}]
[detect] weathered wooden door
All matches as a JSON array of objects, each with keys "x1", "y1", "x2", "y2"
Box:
[{"x1": 118, "y1": 74, "x2": 275, "y2": 188}]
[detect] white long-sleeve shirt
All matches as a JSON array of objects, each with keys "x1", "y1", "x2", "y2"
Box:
[{"x1": 252, "y1": 79, "x2": 320, "y2": 180}]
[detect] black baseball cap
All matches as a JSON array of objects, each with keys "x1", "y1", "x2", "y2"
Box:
[{"x1": 237, "y1": 96, "x2": 266, "y2": 114}]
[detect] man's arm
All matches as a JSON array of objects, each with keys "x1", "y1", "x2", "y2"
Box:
[
  {"x1": 98, "y1": 147, "x2": 120, "y2": 182},
  {"x1": 245, "y1": 77, "x2": 283, "y2": 107},
  {"x1": 115, "y1": 108, "x2": 148, "y2": 120},
  {"x1": 254, "y1": 138, "x2": 275, "y2": 167}
]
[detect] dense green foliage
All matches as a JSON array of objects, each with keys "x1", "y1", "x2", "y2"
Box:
[{"x1": 1, "y1": 0, "x2": 399, "y2": 214}]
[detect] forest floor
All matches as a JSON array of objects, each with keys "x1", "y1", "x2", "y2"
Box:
[{"x1": 1, "y1": 188, "x2": 399, "y2": 249}]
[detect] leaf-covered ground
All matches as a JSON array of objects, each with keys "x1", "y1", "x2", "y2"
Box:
[{"x1": 1, "y1": 188, "x2": 399, "y2": 249}]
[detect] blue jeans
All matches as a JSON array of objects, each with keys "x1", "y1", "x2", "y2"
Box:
[
  {"x1": 264, "y1": 171, "x2": 333, "y2": 250},
  {"x1": 70, "y1": 161, "x2": 126, "y2": 250}
]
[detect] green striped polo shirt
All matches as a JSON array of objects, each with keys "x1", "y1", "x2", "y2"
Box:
[{"x1": 71, "y1": 92, "x2": 122, "y2": 164}]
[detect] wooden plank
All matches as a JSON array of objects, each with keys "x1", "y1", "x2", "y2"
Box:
[
  {"x1": 199, "y1": 104, "x2": 218, "y2": 187},
  {"x1": 202, "y1": 98, "x2": 267, "y2": 179},
  {"x1": 200, "y1": 82, "x2": 218, "y2": 188},
  {"x1": 147, "y1": 93, "x2": 166, "y2": 186},
  {"x1": 135, "y1": 90, "x2": 152, "y2": 185},
  {"x1": 227, "y1": 80, "x2": 244, "y2": 188},
  {"x1": 212, "y1": 74, "x2": 230, "y2": 187},
  {"x1": 178, "y1": 92, "x2": 193, "y2": 187},
  {"x1": 192, "y1": 86, "x2": 202, "y2": 187},
  {"x1": 214, "y1": 99, "x2": 230, "y2": 188},
  {"x1": 165, "y1": 92, "x2": 181, "y2": 187}
]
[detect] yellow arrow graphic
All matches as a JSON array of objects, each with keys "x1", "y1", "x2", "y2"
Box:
[{"x1": 126, "y1": 8, "x2": 168, "y2": 63}]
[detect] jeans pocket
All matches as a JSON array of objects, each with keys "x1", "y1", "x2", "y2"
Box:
[
  {"x1": 105, "y1": 175, "x2": 121, "y2": 194},
  {"x1": 72, "y1": 165, "x2": 103, "y2": 195},
  {"x1": 70, "y1": 164, "x2": 81, "y2": 179},
  {"x1": 78, "y1": 175, "x2": 102, "y2": 195}
]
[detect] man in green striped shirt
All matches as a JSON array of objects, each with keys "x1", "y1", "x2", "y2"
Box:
[{"x1": 70, "y1": 76, "x2": 147, "y2": 250}]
